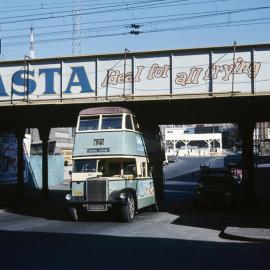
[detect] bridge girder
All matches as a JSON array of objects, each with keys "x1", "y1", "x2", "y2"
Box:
[{"x1": 0, "y1": 94, "x2": 269, "y2": 131}]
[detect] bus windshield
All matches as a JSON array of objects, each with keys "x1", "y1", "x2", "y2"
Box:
[
  {"x1": 123, "y1": 162, "x2": 136, "y2": 175},
  {"x1": 101, "y1": 115, "x2": 122, "y2": 129},
  {"x1": 73, "y1": 159, "x2": 97, "y2": 172},
  {"x1": 79, "y1": 116, "x2": 99, "y2": 131}
]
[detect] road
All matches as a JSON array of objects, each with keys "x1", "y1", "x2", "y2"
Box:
[
  {"x1": 164, "y1": 156, "x2": 224, "y2": 208},
  {"x1": 0, "y1": 157, "x2": 270, "y2": 270}
]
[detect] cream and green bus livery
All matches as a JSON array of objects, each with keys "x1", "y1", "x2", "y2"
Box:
[{"x1": 66, "y1": 107, "x2": 158, "y2": 222}]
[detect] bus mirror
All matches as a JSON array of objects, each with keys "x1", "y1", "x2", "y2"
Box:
[{"x1": 69, "y1": 170, "x2": 72, "y2": 176}]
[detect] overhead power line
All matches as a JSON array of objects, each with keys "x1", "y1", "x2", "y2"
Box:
[
  {"x1": 0, "y1": 0, "x2": 229, "y2": 14},
  {"x1": 3, "y1": 16, "x2": 270, "y2": 48},
  {"x1": 0, "y1": 0, "x2": 173, "y2": 18},
  {"x1": 0, "y1": 7, "x2": 231, "y2": 33},
  {"x1": 0, "y1": 0, "x2": 230, "y2": 25},
  {"x1": 0, "y1": 6, "x2": 270, "y2": 41},
  {"x1": 0, "y1": 0, "x2": 269, "y2": 59}
]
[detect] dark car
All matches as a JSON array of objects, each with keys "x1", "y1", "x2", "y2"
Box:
[
  {"x1": 194, "y1": 166, "x2": 239, "y2": 205},
  {"x1": 167, "y1": 155, "x2": 177, "y2": 163}
]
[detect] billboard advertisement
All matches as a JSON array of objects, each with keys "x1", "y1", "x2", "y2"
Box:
[
  {"x1": 0, "y1": 133, "x2": 30, "y2": 184},
  {"x1": 0, "y1": 44, "x2": 269, "y2": 101}
]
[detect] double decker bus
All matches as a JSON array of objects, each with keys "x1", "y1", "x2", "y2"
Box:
[{"x1": 66, "y1": 107, "x2": 159, "y2": 222}]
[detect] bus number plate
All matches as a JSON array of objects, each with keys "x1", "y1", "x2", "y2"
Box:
[{"x1": 87, "y1": 204, "x2": 107, "y2": 211}]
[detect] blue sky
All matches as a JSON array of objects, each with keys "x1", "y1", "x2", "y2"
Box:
[{"x1": 1, "y1": 0, "x2": 270, "y2": 60}]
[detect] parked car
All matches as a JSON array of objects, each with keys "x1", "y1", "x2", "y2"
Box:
[
  {"x1": 194, "y1": 165, "x2": 239, "y2": 206},
  {"x1": 167, "y1": 155, "x2": 177, "y2": 163}
]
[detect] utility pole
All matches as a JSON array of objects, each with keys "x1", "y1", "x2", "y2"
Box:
[
  {"x1": 72, "y1": 0, "x2": 82, "y2": 55},
  {"x1": 29, "y1": 27, "x2": 35, "y2": 59},
  {"x1": 231, "y1": 41, "x2": 237, "y2": 93},
  {"x1": 123, "y1": 48, "x2": 129, "y2": 96}
]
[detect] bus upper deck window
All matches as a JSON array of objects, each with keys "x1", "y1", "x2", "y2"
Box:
[
  {"x1": 132, "y1": 116, "x2": 140, "y2": 131},
  {"x1": 125, "y1": 115, "x2": 133, "y2": 130},
  {"x1": 101, "y1": 115, "x2": 122, "y2": 130},
  {"x1": 79, "y1": 116, "x2": 99, "y2": 131}
]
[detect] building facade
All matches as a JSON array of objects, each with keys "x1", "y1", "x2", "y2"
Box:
[{"x1": 30, "y1": 128, "x2": 74, "y2": 165}]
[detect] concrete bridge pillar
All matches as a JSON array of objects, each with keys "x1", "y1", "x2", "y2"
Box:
[
  {"x1": 140, "y1": 124, "x2": 165, "y2": 208},
  {"x1": 39, "y1": 127, "x2": 51, "y2": 198},
  {"x1": 15, "y1": 129, "x2": 25, "y2": 200},
  {"x1": 238, "y1": 121, "x2": 256, "y2": 202}
]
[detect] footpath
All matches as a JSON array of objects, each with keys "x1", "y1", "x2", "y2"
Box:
[
  {"x1": 223, "y1": 227, "x2": 270, "y2": 241},
  {"x1": 220, "y1": 202, "x2": 270, "y2": 242}
]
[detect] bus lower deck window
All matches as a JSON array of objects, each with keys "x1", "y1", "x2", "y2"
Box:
[{"x1": 73, "y1": 159, "x2": 97, "y2": 172}]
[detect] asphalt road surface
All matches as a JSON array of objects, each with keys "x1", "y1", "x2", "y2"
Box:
[
  {"x1": 0, "y1": 157, "x2": 270, "y2": 270},
  {"x1": 164, "y1": 156, "x2": 224, "y2": 207}
]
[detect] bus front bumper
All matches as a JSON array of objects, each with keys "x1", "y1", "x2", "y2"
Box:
[{"x1": 65, "y1": 194, "x2": 128, "y2": 211}]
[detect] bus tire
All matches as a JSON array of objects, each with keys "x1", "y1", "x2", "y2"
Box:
[
  {"x1": 69, "y1": 207, "x2": 80, "y2": 221},
  {"x1": 121, "y1": 194, "x2": 135, "y2": 222}
]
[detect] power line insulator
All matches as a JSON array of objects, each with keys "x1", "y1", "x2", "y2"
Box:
[
  {"x1": 130, "y1": 30, "x2": 140, "y2": 35},
  {"x1": 131, "y1": 24, "x2": 141, "y2": 29}
]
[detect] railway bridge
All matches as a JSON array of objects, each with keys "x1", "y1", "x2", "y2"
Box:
[{"x1": 1, "y1": 43, "x2": 270, "y2": 204}]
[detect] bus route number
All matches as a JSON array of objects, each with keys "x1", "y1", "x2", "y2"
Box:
[{"x1": 93, "y1": 139, "x2": 104, "y2": 146}]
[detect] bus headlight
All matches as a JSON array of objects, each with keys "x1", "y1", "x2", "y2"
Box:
[
  {"x1": 120, "y1": 193, "x2": 126, "y2": 200},
  {"x1": 66, "y1": 194, "x2": 72, "y2": 201}
]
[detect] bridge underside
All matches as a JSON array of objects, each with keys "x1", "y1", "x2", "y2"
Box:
[
  {"x1": 0, "y1": 93, "x2": 268, "y2": 205},
  {"x1": 0, "y1": 94, "x2": 270, "y2": 129}
]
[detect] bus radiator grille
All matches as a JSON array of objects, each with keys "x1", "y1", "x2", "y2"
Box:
[{"x1": 86, "y1": 180, "x2": 107, "y2": 202}]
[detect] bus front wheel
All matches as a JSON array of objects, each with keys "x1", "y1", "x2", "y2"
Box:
[
  {"x1": 121, "y1": 194, "x2": 135, "y2": 223},
  {"x1": 69, "y1": 207, "x2": 80, "y2": 221}
]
